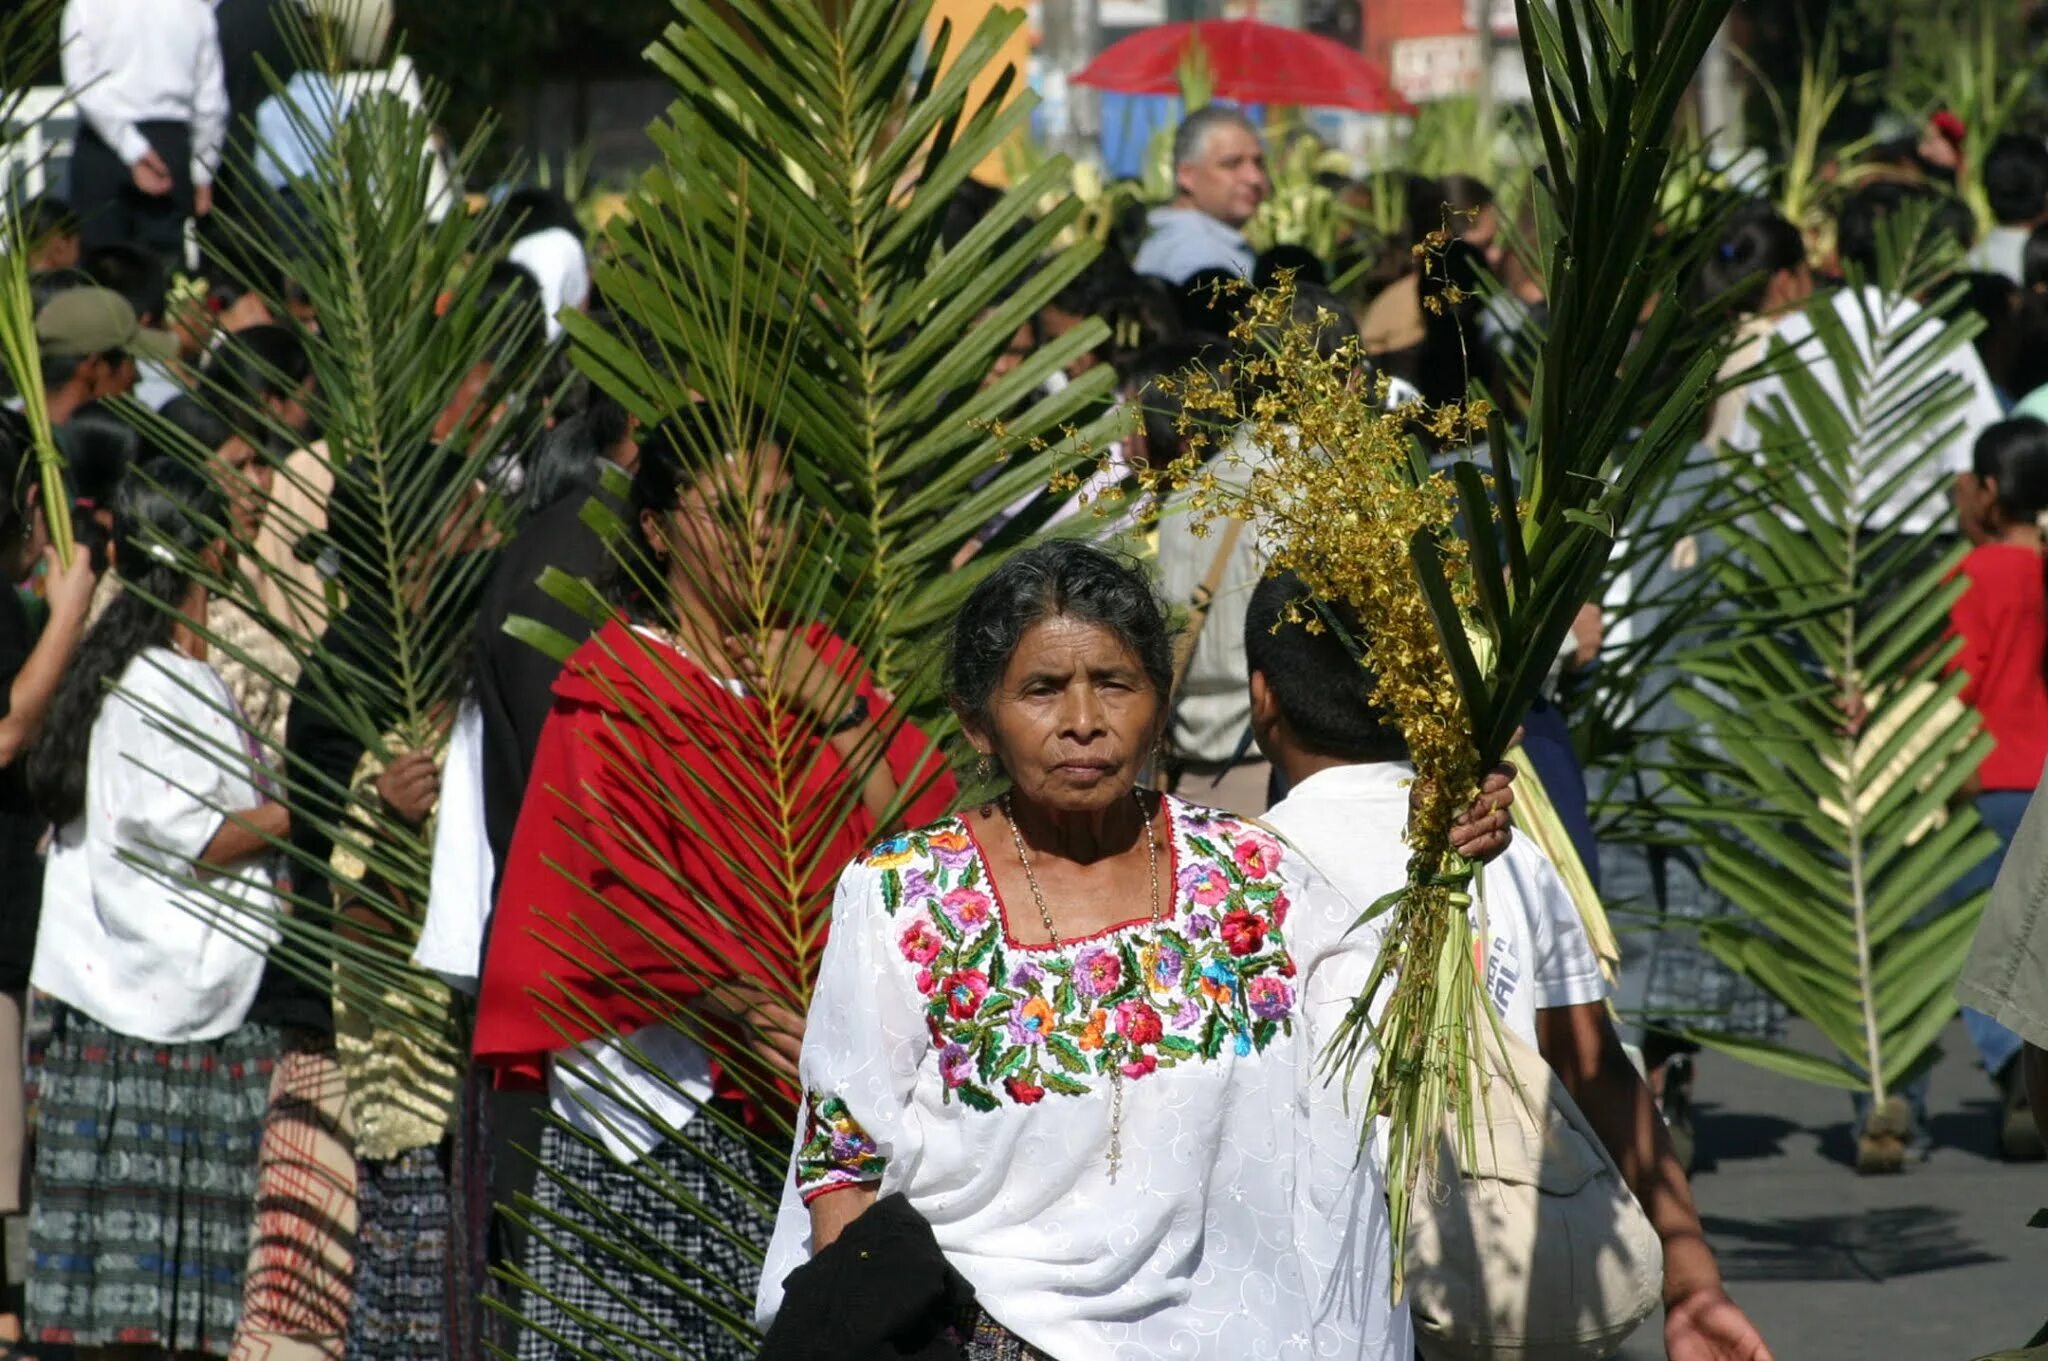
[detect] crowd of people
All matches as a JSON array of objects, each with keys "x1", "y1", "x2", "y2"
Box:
[{"x1": 0, "y1": 2, "x2": 2043, "y2": 1358}]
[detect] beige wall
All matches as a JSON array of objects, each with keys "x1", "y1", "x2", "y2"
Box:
[{"x1": 928, "y1": 0, "x2": 1036, "y2": 185}]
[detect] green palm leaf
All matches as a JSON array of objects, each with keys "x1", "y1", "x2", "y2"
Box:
[
  {"x1": 110, "y1": 12, "x2": 550, "y2": 1054},
  {"x1": 1666, "y1": 203, "x2": 2002, "y2": 1100}
]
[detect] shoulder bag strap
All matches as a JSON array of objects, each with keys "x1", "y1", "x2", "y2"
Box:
[{"x1": 1168, "y1": 515, "x2": 1248, "y2": 705}]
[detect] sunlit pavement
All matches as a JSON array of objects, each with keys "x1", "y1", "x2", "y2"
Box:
[{"x1": 1612, "y1": 1019, "x2": 2045, "y2": 1361}]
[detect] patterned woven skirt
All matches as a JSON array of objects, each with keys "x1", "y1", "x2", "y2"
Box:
[
  {"x1": 961, "y1": 1309, "x2": 1058, "y2": 1361},
  {"x1": 27, "y1": 1002, "x2": 277, "y2": 1353},
  {"x1": 345, "y1": 1144, "x2": 449, "y2": 1361},
  {"x1": 508, "y1": 1110, "x2": 776, "y2": 1361}
]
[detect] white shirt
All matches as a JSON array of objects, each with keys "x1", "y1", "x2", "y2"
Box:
[
  {"x1": 254, "y1": 70, "x2": 348, "y2": 189},
  {"x1": 1156, "y1": 423, "x2": 1282, "y2": 764},
  {"x1": 757, "y1": 799, "x2": 1410, "y2": 1359},
  {"x1": 1262, "y1": 762, "x2": 1608, "y2": 1051},
  {"x1": 34, "y1": 647, "x2": 280, "y2": 1042},
  {"x1": 411, "y1": 701, "x2": 493, "y2": 993},
  {"x1": 548, "y1": 1025, "x2": 717, "y2": 1165},
  {"x1": 508, "y1": 227, "x2": 591, "y2": 340},
  {"x1": 1726, "y1": 284, "x2": 2006, "y2": 534},
  {"x1": 61, "y1": 0, "x2": 229, "y2": 184},
  {"x1": 131, "y1": 357, "x2": 184, "y2": 412},
  {"x1": 1967, "y1": 224, "x2": 2030, "y2": 285}
]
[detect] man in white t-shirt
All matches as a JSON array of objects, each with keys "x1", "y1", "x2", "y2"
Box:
[
  {"x1": 1726, "y1": 182, "x2": 2004, "y2": 535},
  {"x1": 1242, "y1": 571, "x2": 1775, "y2": 1361}
]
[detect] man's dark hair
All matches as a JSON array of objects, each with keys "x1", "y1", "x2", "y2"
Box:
[
  {"x1": 485, "y1": 186, "x2": 582, "y2": 250},
  {"x1": 83, "y1": 243, "x2": 169, "y2": 324},
  {"x1": 1983, "y1": 133, "x2": 2048, "y2": 227},
  {"x1": 1176, "y1": 266, "x2": 1245, "y2": 338},
  {"x1": 477, "y1": 260, "x2": 548, "y2": 368},
  {"x1": 1695, "y1": 200, "x2": 1806, "y2": 314},
  {"x1": 29, "y1": 267, "x2": 90, "y2": 314},
  {"x1": 947, "y1": 539, "x2": 1176, "y2": 730},
  {"x1": 23, "y1": 194, "x2": 78, "y2": 242},
  {"x1": 942, "y1": 178, "x2": 1006, "y2": 252},
  {"x1": 1441, "y1": 173, "x2": 1495, "y2": 217},
  {"x1": 1972, "y1": 416, "x2": 2048, "y2": 523},
  {"x1": 526, "y1": 394, "x2": 630, "y2": 513},
  {"x1": 1041, "y1": 251, "x2": 1186, "y2": 368},
  {"x1": 1253, "y1": 244, "x2": 1328, "y2": 291},
  {"x1": 1836, "y1": 181, "x2": 1975, "y2": 278},
  {"x1": 1244, "y1": 570, "x2": 1407, "y2": 763},
  {"x1": 55, "y1": 400, "x2": 142, "y2": 508},
  {"x1": 158, "y1": 394, "x2": 234, "y2": 453}
]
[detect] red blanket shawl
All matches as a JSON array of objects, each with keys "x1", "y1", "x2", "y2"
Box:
[{"x1": 472, "y1": 619, "x2": 955, "y2": 1120}]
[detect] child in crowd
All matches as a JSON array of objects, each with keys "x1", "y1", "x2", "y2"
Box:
[
  {"x1": 1945, "y1": 416, "x2": 2048, "y2": 1160},
  {"x1": 24, "y1": 461, "x2": 290, "y2": 1354}
]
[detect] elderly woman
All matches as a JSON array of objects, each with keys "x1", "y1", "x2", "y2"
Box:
[{"x1": 756, "y1": 541, "x2": 1510, "y2": 1359}]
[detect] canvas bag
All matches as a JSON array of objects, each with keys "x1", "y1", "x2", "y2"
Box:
[{"x1": 1406, "y1": 967, "x2": 1664, "y2": 1360}]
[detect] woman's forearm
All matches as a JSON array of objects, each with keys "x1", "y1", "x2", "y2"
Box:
[
  {"x1": 0, "y1": 600, "x2": 90, "y2": 766},
  {"x1": 807, "y1": 1184, "x2": 879, "y2": 1253},
  {"x1": 196, "y1": 801, "x2": 291, "y2": 871}
]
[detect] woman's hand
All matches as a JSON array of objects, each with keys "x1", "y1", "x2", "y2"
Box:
[
  {"x1": 731, "y1": 629, "x2": 860, "y2": 730},
  {"x1": 699, "y1": 979, "x2": 807, "y2": 1086},
  {"x1": 41, "y1": 541, "x2": 97, "y2": 623},
  {"x1": 376, "y1": 751, "x2": 441, "y2": 828}
]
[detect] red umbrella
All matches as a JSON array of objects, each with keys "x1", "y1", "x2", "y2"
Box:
[{"x1": 1073, "y1": 18, "x2": 1416, "y2": 115}]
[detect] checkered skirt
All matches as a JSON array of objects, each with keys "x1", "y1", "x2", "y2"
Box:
[{"x1": 508, "y1": 1111, "x2": 776, "y2": 1361}]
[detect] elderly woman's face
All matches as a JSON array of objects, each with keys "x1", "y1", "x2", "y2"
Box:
[{"x1": 969, "y1": 614, "x2": 1160, "y2": 813}]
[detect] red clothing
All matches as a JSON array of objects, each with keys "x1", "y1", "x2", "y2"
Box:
[
  {"x1": 472, "y1": 619, "x2": 956, "y2": 1121},
  {"x1": 1947, "y1": 543, "x2": 2048, "y2": 791}
]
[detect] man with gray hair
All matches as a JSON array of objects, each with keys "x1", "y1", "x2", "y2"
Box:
[{"x1": 1133, "y1": 106, "x2": 1270, "y2": 284}]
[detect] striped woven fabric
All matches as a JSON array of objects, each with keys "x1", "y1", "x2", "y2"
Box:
[{"x1": 27, "y1": 1002, "x2": 276, "y2": 1352}]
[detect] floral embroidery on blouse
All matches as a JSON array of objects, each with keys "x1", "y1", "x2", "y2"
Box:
[
  {"x1": 794, "y1": 1092, "x2": 886, "y2": 1201},
  {"x1": 866, "y1": 800, "x2": 1297, "y2": 1114}
]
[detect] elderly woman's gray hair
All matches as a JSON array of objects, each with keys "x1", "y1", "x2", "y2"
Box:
[{"x1": 947, "y1": 540, "x2": 1177, "y2": 728}]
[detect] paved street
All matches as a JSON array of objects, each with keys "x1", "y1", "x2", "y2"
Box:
[{"x1": 1612, "y1": 1021, "x2": 2045, "y2": 1361}]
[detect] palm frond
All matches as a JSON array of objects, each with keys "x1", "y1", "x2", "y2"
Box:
[
  {"x1": 1663, "y1": 204, "x2": 2001, "y2": 1098},
  {"x1": 112, "y1": 10, "x2": 550, "y2": 1052},
  {"x1": 470, "y1": 0, "x2": 1140, "y2": 1351},
  {"x1": 574, "y1": 0, "x2": 1124, "y2": 718}
]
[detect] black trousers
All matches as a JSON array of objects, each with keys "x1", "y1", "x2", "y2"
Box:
[{"x1": 68, "y1": 119, "x2": 194, "y2": 267}]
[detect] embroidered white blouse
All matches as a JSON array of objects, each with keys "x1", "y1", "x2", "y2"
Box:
[{"x1": 756, "y1": 796, "x2": 1410, "y2": 1359}]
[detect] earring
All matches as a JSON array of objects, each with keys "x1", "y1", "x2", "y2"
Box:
[{"x1": 975, "y1": 752, "x2": 995, "y2": 782}]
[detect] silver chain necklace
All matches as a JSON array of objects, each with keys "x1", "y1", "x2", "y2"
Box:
[{"x1": 1001, "y1": 789, "x2": 1161, "y2": 1179}]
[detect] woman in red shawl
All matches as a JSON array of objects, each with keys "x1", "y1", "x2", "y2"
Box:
[{"x1": 474, "y1": 416, "x2": 954, "y2": 1359}]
